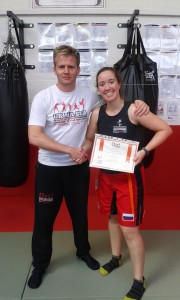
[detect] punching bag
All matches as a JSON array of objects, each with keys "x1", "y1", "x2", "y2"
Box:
[
  {"x1": 114, "y1": 26, "x2": 159, "y2": 168},
  {"x1": 0, "y1": 30, "x2": 29, "y2": 186}
]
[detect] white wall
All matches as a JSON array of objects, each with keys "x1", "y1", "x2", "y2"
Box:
[
  {"x1": 0, "y1": 0, "x2": 180, "y2": 113},
  {"x1": 1, "y1": 0, "x2": 180, "y2": 15}
]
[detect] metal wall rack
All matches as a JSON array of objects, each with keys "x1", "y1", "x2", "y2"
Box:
[
  {"x1": 7, "y1": 11, "x2": 35, "y2": 70},
  {"x1": 117, "y1": 9, "x2": 140, "y2": 49}
]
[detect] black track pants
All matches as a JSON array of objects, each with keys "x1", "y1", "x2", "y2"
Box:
[{"x1": 31, "y1": 161, "x2": 91, "y2": 270}]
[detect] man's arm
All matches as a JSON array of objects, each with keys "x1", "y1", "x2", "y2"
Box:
[
  {"x1": 92, "y1": 97, "x2": 149, "y2": 116},
  {"x1": 28, "y1": 125, "x2": 85, "y2": 160}
]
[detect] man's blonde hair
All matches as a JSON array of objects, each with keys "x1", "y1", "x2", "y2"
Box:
[{"x1": 53, "y1": 45, "x2": 80, "y2": 66}]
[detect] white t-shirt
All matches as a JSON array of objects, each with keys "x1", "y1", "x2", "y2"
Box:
[{"x1": 29, "y1": 83, "x2": 101, "y2": 166}]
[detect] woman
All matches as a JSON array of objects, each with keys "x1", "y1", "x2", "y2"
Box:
[{"x1": 80, "y1": 67, "x2": 172, "y2": 300}]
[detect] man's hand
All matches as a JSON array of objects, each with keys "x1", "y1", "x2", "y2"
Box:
[
  {"x1": 134, "y1": 100, "x2": 149, "y2": 116},
  {"x1": 69, "y1": 147, "x2": 88, "y2": 164}
]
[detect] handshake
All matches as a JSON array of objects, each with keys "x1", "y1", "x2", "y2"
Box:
[{"x1": 70, "y1": 147, "x2": 88, "y2": 164}]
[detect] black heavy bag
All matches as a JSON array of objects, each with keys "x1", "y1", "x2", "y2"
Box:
[
  {"x1": 0, "y1": 31, "x2": 29, "y2": 186},
  {"x1": 114, "y1": 26, "x2": 159, "y2": 167}
]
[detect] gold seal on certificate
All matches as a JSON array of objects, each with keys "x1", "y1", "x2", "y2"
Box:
[{"x1": 90, "y1": 134, "x2": 139, "y2": 173}]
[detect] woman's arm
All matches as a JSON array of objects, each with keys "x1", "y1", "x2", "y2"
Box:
[
  {"x1": 83, "y1": 108, "x2": 99, "y2": 153},
  {"x1": 74, "y1": 108, "x2": 99, "y2": 164},
  {"x1": 128, "y1": 104, "x2": 173, "y2": 165}
]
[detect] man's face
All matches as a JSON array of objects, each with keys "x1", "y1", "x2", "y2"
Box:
[{"x1": 54, "y1": 55, "x2": 80, "y2": 91}]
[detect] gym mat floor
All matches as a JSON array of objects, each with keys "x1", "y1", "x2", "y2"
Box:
[{"x1": 0, "y1": 230, "x2": 180, "y2": 300}]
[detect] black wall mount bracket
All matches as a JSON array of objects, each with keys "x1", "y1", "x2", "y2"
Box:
[{"x1": 7, "y1": 11, "x2": 35, "y2": 70}]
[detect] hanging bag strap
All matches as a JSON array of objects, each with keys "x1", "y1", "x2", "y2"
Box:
[
  {"x1": 131, "y1": 27, "x2": 137, "y2": 64},
  {"x1": 120, "y1": 26, "x2": 135, "y2": 61},
  {"x1": 137, "y1": 26, "x2": 147, "y2": 56}
]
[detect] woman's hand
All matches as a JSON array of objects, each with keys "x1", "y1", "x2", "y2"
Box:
[{"x1": 133, "y1": 149, "x2": 146, "y2": 166}]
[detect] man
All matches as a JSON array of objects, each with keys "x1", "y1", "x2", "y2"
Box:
[{"x1": 27, "y1": 45, "x2": 148, "y2": 289}]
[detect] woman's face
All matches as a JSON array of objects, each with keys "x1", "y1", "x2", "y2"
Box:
[{"x1": 97, "y1": 70, "x2": 121, "y2": 103}]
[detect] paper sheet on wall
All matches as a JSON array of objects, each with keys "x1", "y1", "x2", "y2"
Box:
[
  {"x1": 38, "y1": 23, "x2": 55, "y2": 49},
  {"x1": 73, "y1": 23, "x2": 91, "y2": 49},
  {"x1": 143, "y1": 24, "x2": 161, "y2": 50},
  {"x1": 91, "y1": 49, "x2": 108, "y2": 74},
  {"x1": 55, "y1": 23, "x2": 73, "y2": 46},
  {"x1": 160, "y1": 25, "x2": 179, "y2": 50},
  {"x1": 159, "y1": 75, "x2": 176, "y2": 99},
  {"x1": 38, "y1": 50, "x2": 53, "y2": 72},
  {"x1": 159, "y1": 51, "x2": 177, "y2": 75},
  {"x1": 79, "y1": 50, "x2": 91, "y2": 75},
  {"x1": 91, "y1": 23, "x2": 108, "y2": 48}
]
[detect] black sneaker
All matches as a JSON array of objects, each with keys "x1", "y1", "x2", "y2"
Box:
[
  {"x1": 123, "y1": 277, "x2": 146, "y2": 300},
  {"x1": 77, "y1": 253, "x2": 100, "y2": 270},
  {"x1": 27, "y1": 268, "x2": 45, "y2": 289},
  {"x1": 99, "y1": 255, "x2": 123, "y2": 275}
]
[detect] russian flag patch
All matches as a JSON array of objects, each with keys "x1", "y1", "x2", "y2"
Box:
[{"x1": 122, "y1": 213, "x2": 134, "y2": 221}]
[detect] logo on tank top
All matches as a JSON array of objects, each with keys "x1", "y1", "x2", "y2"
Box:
[
  {"x1": 113, "y1": 119, "x2": 127, "y2": 134},
  {"x1": 52, "y1": 98, "x2": 87, "y2": 125}
]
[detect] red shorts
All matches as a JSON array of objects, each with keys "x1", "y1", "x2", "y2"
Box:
[{"x1": 98, "y1": 167, "x2": 145, "y2": 227}]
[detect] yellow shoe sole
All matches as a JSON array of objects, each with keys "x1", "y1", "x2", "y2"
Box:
[{"x1": 99, "y1": 258, "x2": 123, "y2": 276}]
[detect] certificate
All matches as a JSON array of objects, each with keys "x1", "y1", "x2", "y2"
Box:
[{"x1": 90, "y1": 134, "x2": 139, "y2": 173}]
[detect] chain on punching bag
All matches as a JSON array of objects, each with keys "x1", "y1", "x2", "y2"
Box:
[{"x1": 0, "y1": 22, "x2": 29, "y2": 186}]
